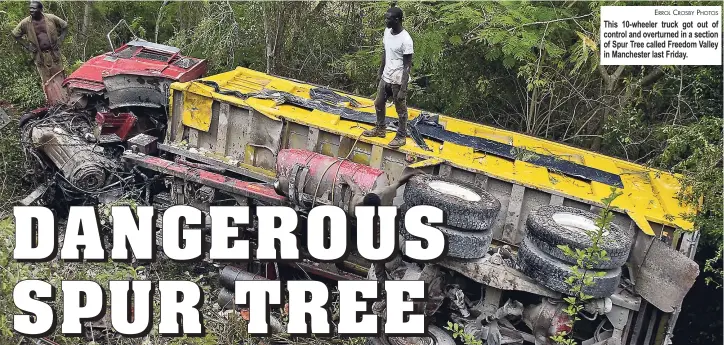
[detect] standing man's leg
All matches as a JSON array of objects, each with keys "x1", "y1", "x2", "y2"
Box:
[
  {"x1": 363, "y1": 79, "x2": 390, "y2": 138},
  {"x1": 388, "y1": 84, "x2": 408, "y2": 148}
]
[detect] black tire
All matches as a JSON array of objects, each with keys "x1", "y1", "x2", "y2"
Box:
[
  {"x1": 403, "y1": 174, "x2": 500, "y2": 231},
  {"x1": 517, "y1": 237, "x2": 621, "y2": 298},
  {"x1": 386, "y1": 325, "x2": 456, "y2": 345},
  {"x1": 399, "y1": 204, "x2": 492, "y2": 259},
  {"x1": 526, "y1": 205, "x2": 632, "y2": 269}
]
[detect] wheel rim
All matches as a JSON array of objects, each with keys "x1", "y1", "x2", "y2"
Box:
[
  {"x1": 552, "y1": 212, "x2": 608, "y2": 236},
  {"x1": 428, "y1": 180, "x2": 481, "y2": 202}
]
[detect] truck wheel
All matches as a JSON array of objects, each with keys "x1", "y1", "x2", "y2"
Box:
[
  {"x1": 386, "y1": 325, "x2": 456, "y2": 345},
  {"x1": 517, "y1": 237, "x2": 621, "y2": 298},
  {"x1": 400, "y1": 204, "x2": 492, "y2": 259},
  {"x1": 401, "y1": 224, "x2": 492, "y2": 259},
  {"x1": 403, "y1": 175, "x2": 500, "y2": 231},
  {"x1": 526, "y1": 205, "x2": 632, "y2": 269}
]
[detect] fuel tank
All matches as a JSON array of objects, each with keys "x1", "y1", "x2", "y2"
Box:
[{"x1": 275, "y1": 149, "x2": 389, "y2": 209}]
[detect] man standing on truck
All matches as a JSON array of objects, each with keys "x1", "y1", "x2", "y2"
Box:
[
  {"x1": 361, "y1": 5, "x2": 414, "y2": 149},
  {"x1": 11, "y1": 1, "x2": 69, "y2": 103}
]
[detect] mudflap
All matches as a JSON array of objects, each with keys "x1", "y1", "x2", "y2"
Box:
[{"x1": 629, "y1": 236, "x2": 699, "y2": 313}]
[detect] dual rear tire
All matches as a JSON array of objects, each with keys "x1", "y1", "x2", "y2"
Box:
[
  {"x1": 400, "y1": 175, "x2": 501, "y2": 260},
  {"x1": 517, "y1": 205, "x2": 633, "y2": 298}
]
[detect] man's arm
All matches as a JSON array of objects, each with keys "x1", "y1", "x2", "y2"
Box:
[
  {"x1": 386, "y1": 169, "x2": 422, "y2": 191},
  {"x1": 56, "y1": 26, "x2": 67, "y2": 48},
  {"x1": 396, "y1": 54, "x2": 412, "y2": 101},
  {"x1": 343, "y1": 170, "x2": 424, "y2": 207},
  {"x1": 11, "y1": 20, "x2": 35, "y2": 52},
  {"x1": 377, "y1": 50, "x2": 386, "y2": 81},
  {"x1": 52, "y1": 14, "x2": 69, "y2": 49},
  {"x1": 368, "y1": 170, "x2": 423, "y2": 205}
]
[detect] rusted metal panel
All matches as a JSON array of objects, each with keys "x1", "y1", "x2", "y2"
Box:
[
  {"x1": 474, "y1": 173, "x2": 489, "y2": 190},
  {"x1": 501, "y1": 184, "x2": 526, "y2": 244},
  {"x1": 517, "y1": 188, "x2": 550, "y2": 241},
  {"x1": 380, "y1": 150, "x2": 409, "y2": 186},
  {"x1": 369, "y1": 145, "x2": 384, "y2": 169},
  {"x1": 188, "y1": 128, "x2": 198, "y2": 147},
  {"x1": 319, "y1": 131, "x2": 342, "y2": 157},
  {"x1": 246, "y1": 110, "x2": 284, "y2": 172},
  {"x1": 170, "y1": 90, "x2": 185, "y2": 142},
  {"x1": 215, "y1": 102, "x2": 231, "y2": 155},
  {"x1": 195, "y1": 101, "x2": 220, "y2": 151},
  {"x1": 629, "y1": 235, "x2": 699, "y2": 313},
  {"x1": 226, "y1": 105, "x2": 253, "y2": 161},
  {"x1": 285, "y1": 122, "x2": 308, "y2": 151},
  {"x1": 450, "y1": 167, "x2": 476, "y2": 184},
  {"x1": 487, "y1": 179, "x2": 514, "y2": 240},
  {"x1": 439, "y1": 164, "x2": 452, "y2": 177},
  {"x1": 306, "y1": 127, "x2": 320, "y2": 152},
  {"x1": 158, "y1": 143, "x2": 275, "y2": 183},
  {"x1": 563, "y1": 197, "x2": 591, "y2": 211},
  {"x1": 550, "y1": 194, "x2": 565, "y2": 205}
]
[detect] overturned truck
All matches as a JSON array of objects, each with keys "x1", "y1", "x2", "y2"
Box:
[{"x1": 19, "y1": 41, "x2": 700, "y2": 345}]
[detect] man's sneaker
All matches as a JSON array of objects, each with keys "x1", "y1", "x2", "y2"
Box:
[
  {"x1": 362, "y1": 126, "x2": 387, "y2": 138},
  {"x1": 388, "y1": 134, "x2": 406, "y2": 148}
]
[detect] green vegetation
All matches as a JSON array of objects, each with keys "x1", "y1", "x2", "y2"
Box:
[
  {"x1": 551, "y1": 189, "x2": 621, "y2": 345},
  {"x1": 0, "y1": 0, "x2": 720, "y2": 344},
  {"x1": 444, "y1": 321, "x2": 482, "y2": 345}
]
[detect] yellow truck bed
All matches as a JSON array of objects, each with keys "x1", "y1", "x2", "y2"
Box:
[{"x1": 166, "y1": 67, "x2": 695, "y2": 240}]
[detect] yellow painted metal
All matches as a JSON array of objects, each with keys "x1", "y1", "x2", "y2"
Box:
[
  {"x1": 170, "y1": 67, "x2": 696, "y2": 233},
  {"x1": 408, "y1": 157, "x2": 445, "y2": 169},
  {"x1": 181, "y1": 83, "x2": 215, "y2": 131}
]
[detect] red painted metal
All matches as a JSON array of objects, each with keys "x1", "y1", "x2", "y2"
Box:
[
  {"x1": 43, "y1": 69, "x2": 69, "y2": 105},
  {"x1": 64, "y1": 41, "x2": 207, "y2": 95},
  {"x1": 95, "y1": 111, "x2": 137, "y2": 141},
  {"x1": 123, "y1": 153, "x2": 287, "y2": 205},
  {"x1": 275, "y1": 149, "x2": 388, "y2": 199},
  {"x1": 549, "y1": 308, "x2": 572, "y2": 337}
]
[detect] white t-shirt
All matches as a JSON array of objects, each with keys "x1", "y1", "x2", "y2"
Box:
[{"x1": 381, "y1": 28, "x2": 414, "y2": 85}]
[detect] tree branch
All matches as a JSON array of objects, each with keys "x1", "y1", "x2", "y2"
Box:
[
  {"x1": 508, "y1": 12, "x2": 595, "y2": 31},
  {"x1": 640, "y1": 66, "x2": 665, "y2": 88}
]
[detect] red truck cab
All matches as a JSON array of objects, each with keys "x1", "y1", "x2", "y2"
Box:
[{"x1": 63, "y1": 39, "x2": 207, "y2": 109}]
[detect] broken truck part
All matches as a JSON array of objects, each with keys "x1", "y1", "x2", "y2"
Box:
[
  {"x1": 17, "y1": 40, "x2": 701, "y2": 345},
  {"x1": 30, "y1": 126, "x2": 115, "y2": 191}
]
